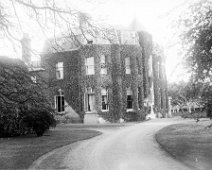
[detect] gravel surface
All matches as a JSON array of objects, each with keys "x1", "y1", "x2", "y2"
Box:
[{"x1": 29, "y1": 118, "x2": 194, "y2": 170}]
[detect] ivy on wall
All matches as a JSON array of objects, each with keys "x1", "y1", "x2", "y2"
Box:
[{"x1": 40, "y1": 34, "x2": 169, "y2": 122}]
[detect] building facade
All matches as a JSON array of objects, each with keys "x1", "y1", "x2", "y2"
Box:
[{"x1": 36, "y1": 30, "x2": 169, "y2": 123}]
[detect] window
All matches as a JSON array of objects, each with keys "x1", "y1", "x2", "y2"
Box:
[
  {"x1": 55, "y1": 89, "x2": 65, "y2": 112},
  {"x1": 125, "y1": 57, "x2": 131, "y2": 74},
  {"x1": 136, "y1": 58, "x2": 141, "y2": 75},
  {"x1": 100, "y1": 55, "x2": 107, "y2": 75},
  {"x1": 85, "y1": 57, "x2": 95, "y2": 75},
  {"x1": 56, "y1": 62, "x2": 64, "y2": 79},
  {"x1": 131, "y1": 32, "x2": 136, "y2": 38},
  {"x1": 31, "y1": 76, "x2": 37, "y2": 83},
  {"x1": 86, "y1": 87, "x2": 95, "y2": 112},
  {"x1": 127, "y1": 88, "x2": 133, "y2": 109},
  {"x1": 101, "y1": 88, "x2": 109, "y2": 111},
  {"x1": 138, "y1": 87, "x2": 142, "y2": 109}
]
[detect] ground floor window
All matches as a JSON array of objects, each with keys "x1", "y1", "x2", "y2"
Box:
[
  {"x1": 55, "y1": 89, "x2": 65, "y2": 112},
  {"x1": 138, "y1": 87, "x2": 142, "y2": 109},
  {"x1": 101, "y1": 88, "x2": 109, "y2": 111},
  {"x1": 86, "y1": 87, "x2": 95, "y2": 112},
  {"x1": 55, "y1": 95, "x2": 65, "y2": 112},
  {"x1": 87, "y1": 94, "x2": 95, "y2": 111},
  {"x1": 127, "y1": 88, "x2": 133, "y2": 109}
]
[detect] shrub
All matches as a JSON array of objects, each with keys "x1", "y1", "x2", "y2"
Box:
[
  {"x1": 0, "y1": 116, "x2": 20, "y2": 137},
  {"x1": 21, "y1": 109, "x2": 56, "y2": 137},
  {"x1": 0, "y1": 108, "x2": 56, "y2": 138},
  {"x1": 206, "y1": 102, "x2": 212, "y2": 119},
  {"x1": 137, "y1": 110, "x2": 147, "y2": 121},
  {"x1": 123, "y1": 111, "x2": 139, "y2": 122}
]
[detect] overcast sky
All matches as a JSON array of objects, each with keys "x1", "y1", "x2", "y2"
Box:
[{"x1": 0, "y1": 0, "x2": 194, "y2": 82}]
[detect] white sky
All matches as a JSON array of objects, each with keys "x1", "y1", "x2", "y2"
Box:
[{"x1": 0, "y1": 0, "x2": 193, "y2": 82}]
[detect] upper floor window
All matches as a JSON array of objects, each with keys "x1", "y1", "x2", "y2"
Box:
[
  {"x1": 56, "y1": 62, "x2": 64, "y2": 79},
  {"x1": 136, "y1": 57, "x2": 141, "y2": 75},
  {"x1": 85, "y1": 57, "x2": 95, "y2": 75},
  {"x1": 100, "y1": 55, "x2": 107, "y2": 75},
  {"x1": 101, "y1": 88, "x2": 109, "y2": 111},
  {"x1": 125, "y1": 57, "x2": 131, "y2": 74},
  {"x1": 86, "y1": 87, "x2": 94, "y2": 94}
]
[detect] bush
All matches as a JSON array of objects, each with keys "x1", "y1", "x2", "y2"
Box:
[
  {"x1": 0, "y1": 108, "x2": 56, "y2": 138},
  {"x1": 206, "y1": 102, "x2": 212, "y2": 119},
  {"x1": 21, "y1": 109, "x2": 56, "y2": 137},
  {"x1": 0, "y1": 116, "x2": 20, "y2": 137},
  {"x1": 137, "y1": 110, "x2": 147, "y2": 120},
  {"x1": 123, "y1": 111, "x2": 139, "y2": 122}
]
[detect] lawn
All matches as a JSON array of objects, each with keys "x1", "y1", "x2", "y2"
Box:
[
  {"x1": 155, "y1": 119, "x2": 212, "y2": 170},
  {"x1": 0, "y1": 127, "x2": 101, "y2": 170}
]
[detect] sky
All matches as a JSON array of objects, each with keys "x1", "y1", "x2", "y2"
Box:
[{"x1": 0, "y1": 0, "x2": 193, "y2": 82}]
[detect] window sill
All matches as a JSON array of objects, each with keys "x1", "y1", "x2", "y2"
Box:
[
  {"x1": 126, "y1": 109, "x2": 134, "y2": 112},
  {"x1": 101, "y1": 110, "x2": 109, "y2": 112},
  {"x1": 85, "y1": 111, "x2": 97, "y2": 114}
]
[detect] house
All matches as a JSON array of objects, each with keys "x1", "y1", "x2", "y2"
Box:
[{"x1": 21, "y1": 25, "x2": 169, "y2": 123}]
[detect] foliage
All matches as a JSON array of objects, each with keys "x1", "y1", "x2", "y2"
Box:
[
  {"x1": 202, "y1": 85, "x2": 212, "y2": 119},
  {"x1": 0, "y1": 57, "x2": 55, "y2": 137},
  {"x1": 168, "y1": 81, "x2": 203, "y2": 105},
  {"x1": 20, "y1": 108, "x2": 56, "y2": 136},
  {"x1": 0, "y1": 0, "x2": 107, "y2": 54},
  {"x1": 123, "y1": 111, "x2": 139, "y2": 122},
  {"x1": 179, "y1": 0, "x2": 212, "y2": 83}
]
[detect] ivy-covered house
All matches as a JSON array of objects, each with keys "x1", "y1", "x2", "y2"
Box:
[{"x1": 21, "y1": 27, "x2": 168, "y2": 123}]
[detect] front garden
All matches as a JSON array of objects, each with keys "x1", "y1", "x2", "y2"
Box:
[
  {"x1": 155, "y1": 120, "x2": 212, "y2": 170},
  {"x1": 0, "y1": 126, "x2": 101, "y2": 169}
]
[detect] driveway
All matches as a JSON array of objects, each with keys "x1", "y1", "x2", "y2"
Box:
[{"x1": 29, "y1": 118, "x2": 193, "y2": 170}]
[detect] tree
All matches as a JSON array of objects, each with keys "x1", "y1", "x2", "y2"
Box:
[
  {"x1": 0, "y1": 57, "x2": 55, "y2": 137},
  {"x1": 178, "y1": 0, "x2": 212, "y2": 119},
  {"x1": 0, "y1": 0, "x2": 107, "y2": 53},
  {"x1": 179, "y1": 0, "x2": 212, "y2": 82}
]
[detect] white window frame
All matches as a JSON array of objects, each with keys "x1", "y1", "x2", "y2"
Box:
[
  {"x1": 85, "y1": 57, "x2": 95, "y2": 75},
  {"x1": 100, "y1": 55, "x2": 107, "y2": 75},
  {"x1": 101, "y1": 88, "x2": 109, "y2": 111},
  {"x1": 125, "y1": 57, "x2": 131, "y2": 74},
  {"x1": 56, "y1": 62, "x2": 64, "y2": 79}
]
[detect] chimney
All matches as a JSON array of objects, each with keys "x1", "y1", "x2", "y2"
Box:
[{"x1": 21, "y1": 33, "x2": 31, "y2": 64}]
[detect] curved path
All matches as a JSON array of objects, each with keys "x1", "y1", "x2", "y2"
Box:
[{"x1": 29, "y1": 118, "x2": 193, "y2": 170}]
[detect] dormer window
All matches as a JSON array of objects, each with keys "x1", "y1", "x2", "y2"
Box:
[
  {"x1": 31, "y1": 76, "x2": 37, "y2": 83},
  {"x1": 56, "y1": 62, "x2": 64, "y2": 79},
  {"x1": 131, "y1": 32, "x2": 136, "y2": 38}
]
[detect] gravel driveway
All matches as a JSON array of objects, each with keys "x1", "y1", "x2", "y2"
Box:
[{"x1": 29, "y1": 118, "x2": 193, "y2": 170}]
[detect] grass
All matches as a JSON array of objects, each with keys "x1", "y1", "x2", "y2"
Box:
[
  {"x1": 155, "y1": 119, "x2": 212, "y2": 170},
  {"x1": 0, "y1": 127, "x2": 101, "y2": 170}
]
